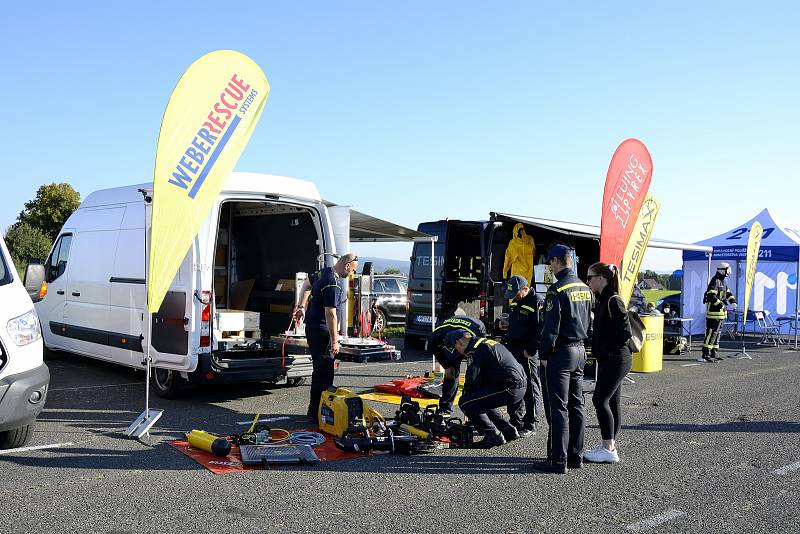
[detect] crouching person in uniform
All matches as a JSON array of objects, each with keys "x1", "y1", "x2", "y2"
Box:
[
  {"x1": 429, "y1": 316, "x2": 487, "y2": 415},
  {"x1": 446, "y1": 329, "x2": 526, "y2": 449}
]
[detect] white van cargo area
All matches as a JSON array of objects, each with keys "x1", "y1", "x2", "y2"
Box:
[
  {"x1": 200, "y1": 199, "x2": 321, "y2": 388},
  {"x1": 214, "y1": 200, "x2": 320, "y2": 334}
]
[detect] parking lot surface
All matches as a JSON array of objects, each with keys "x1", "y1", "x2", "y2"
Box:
[{"x1": 1, "y1": 340, "x2": 799, "y2": 533}]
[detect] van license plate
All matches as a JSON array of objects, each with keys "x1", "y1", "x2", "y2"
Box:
[{"x1": 415, "y1": 315, "x2": 432, "y2": 324}]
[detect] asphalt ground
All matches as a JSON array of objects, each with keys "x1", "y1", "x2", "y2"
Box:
[{"x1": 1, "y1": 338, "x2": 799, "y2": 533}]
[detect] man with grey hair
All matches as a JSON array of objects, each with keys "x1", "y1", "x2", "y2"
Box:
[{"x1": 296, "y1": 253, "x2": 359, "y2": 421}]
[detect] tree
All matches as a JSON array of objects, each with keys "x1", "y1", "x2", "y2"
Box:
[
  {"x1": 17, "y1": 183, "x2": 80, "y2": 241},
  {"x1": 4, "y1": 222, "x2": 52, "y2": 267},
  {"x1": 383, "y1": 267, "x2": 402, "y2": 275}
]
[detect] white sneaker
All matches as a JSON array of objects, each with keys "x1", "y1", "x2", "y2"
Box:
[
  {"x1": 697, "y1": 356, "x2": 707, "y2": 363},
  {"x1": 586, "y1": 443, "x2": 604, "y2": 454},
  {"x1": 584, "y1": 447, "x2": 620, "y2": 463}
]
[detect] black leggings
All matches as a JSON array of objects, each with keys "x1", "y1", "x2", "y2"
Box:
[{"x1": 592, "y1": 352, "x2": 632, "y2": 441}]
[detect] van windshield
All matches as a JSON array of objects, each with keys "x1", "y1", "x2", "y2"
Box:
[{"x1": 0, "y1": 248, "x2": 11, "y2": 286}]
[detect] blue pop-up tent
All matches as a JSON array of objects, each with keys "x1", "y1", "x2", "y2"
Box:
[{"x1": 682, "y1": 209, "x2": 800, "y2": 336}]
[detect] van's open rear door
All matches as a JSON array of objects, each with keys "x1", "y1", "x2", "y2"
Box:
[{"x1": 140, "y1": 190, "x2": 195, "y2": 372}]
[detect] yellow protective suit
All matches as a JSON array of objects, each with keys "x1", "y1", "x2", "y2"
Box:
[{"x1": 503, "y1": 223, "x2": 535, "y2": 283}]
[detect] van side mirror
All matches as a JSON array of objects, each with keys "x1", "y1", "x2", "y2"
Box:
[{"x1": 24, "y1": 263, "x2": 46, "y2": 302}]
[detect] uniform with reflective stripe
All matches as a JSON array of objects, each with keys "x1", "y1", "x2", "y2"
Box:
[
  {"x1": 504, "y1": 290, "x2": 543, "y2": 355},
  {"x1": 540, "y1": 269, "x2": 593, "y2": 357},
  {"x1": 429, "y1": 316, "x2": 487, "y2": 369},
  {"x1": 701, "y1": 273, "x2": 735, "y2": 358},
  {"x1": 704, "y1": 274, "x2": 736, "y2": 320}
]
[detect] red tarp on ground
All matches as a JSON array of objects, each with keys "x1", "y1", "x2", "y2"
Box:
[
  {"x1": 373, "y1": 376, "x2": 431, "y2": 398},
  {"x1": 169, "y1": 429, "x2": 377, "y2": 475}
]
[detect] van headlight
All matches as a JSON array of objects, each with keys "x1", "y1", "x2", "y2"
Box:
[{"x1": 7, "y1": 310, "x2": 42, "y2": 346}]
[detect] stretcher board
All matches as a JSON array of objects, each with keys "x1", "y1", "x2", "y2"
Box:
[{"x1": 359, "y1": 390, "x2": 462, "y2": 407}]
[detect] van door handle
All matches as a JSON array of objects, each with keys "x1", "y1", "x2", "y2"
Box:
[
  {"x1": 56, "y1": 290, "x2": 65, "y2": 295},
  {"x1": 71, "y1": 291, "x2": 81, "y2": 297}
]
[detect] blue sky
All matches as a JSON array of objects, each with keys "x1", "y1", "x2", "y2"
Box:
[{"x1": 2, "y1": 2, "x2": 798, "y2": 270}]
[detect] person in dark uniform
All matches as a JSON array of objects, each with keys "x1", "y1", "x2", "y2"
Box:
[
  {"x1": 446, "y1": 329, "x2": 526, "y2": 448},
  {"x1": 295, "y1": 253, "x2": 359, "y2": 421},
  {"x1": 429, "y1": 315, "x2": 487, "y2": 415},
  {"x1": 531, "y1": 244, "x2": 592, "y2": 474},
  {"x1": 498, "y1": 275, "x2": 543, "y2": 437},
  {"x1": 701, "y1": 262, "x2": 736, "y2": 363}
]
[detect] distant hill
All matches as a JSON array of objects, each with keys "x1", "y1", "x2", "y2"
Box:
[{"x1": 360, "y1": 256, "x2": 410, "y2": 275}]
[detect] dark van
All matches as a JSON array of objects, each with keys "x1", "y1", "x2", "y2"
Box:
[
  {"x1": 405, "y1": 214, "x2": 602, "y2": 349},
  {"x1": 404, "y1": 220, "x2": 489, "y2": 348}
]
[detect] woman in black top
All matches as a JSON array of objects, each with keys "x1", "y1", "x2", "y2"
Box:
[{"x1": 584, "y1": 262, "x2": 632, "y2": 464}]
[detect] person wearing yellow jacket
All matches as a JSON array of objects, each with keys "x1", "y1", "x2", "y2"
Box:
[
  {"x1": 504, "y1": 223, "x2": 535, "y2": 283},
  {"x1": 700, "y1": 262, "x2": 736, "y2": 363}
]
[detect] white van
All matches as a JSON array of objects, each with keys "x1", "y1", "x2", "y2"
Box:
[
  {"x1": 0, "y1": 235, "x2": 49, "y2": 449},
  {"x1": 28, "y1": 172, "x2": 337, "y2": 397}
]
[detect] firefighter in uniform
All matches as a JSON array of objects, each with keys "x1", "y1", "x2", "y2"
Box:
[
  {"x1": 498, "y1": 275, "x2": 543, "y2": 437},
  {"x1": 700, "y1": 262, "x2": 736, "y2": 363},
  {"x1": 429, "y1": 316, "x2": 487, "y2": 415},
  {"x1": 445, "y1": 329, "x2": 526, "y2": 449},
  {"x1": 531, "y1": 244, "x2": 593, "y2": 474}
]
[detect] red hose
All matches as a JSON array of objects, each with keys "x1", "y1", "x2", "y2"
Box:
[{"x1": 281, "y1": 306, "x2": 299, "y2": 371}]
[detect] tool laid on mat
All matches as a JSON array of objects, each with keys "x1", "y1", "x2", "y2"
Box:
[
  {"x1": 318, "y1": 387, "x2": 385, "y2": 438},
  {"x1": 392, "y1": 395, "x2": 476, "y2": 449},
  {"x1": 321, "y1": 392, "x2": 453, "y2": 455},
  {"x1": 186, "y1": 429, "x2": 232, "y2": 457},
  {"x1": 239, "y1": 444, "x2": 321, "y2": 466}
]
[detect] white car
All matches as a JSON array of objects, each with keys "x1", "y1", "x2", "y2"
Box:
[{"x1": 0, "y1": 235, "x2": 49, "y2": 449}]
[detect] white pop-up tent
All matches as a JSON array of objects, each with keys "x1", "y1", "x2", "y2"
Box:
[{"x1": 682, "y1": 209, "x2": 800, "y2": 336}]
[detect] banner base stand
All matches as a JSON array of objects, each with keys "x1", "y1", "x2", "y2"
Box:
[{"x1": 126, "y1": 409, "x2": 163, "y2": 439}]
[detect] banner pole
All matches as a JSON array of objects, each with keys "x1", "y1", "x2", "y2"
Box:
[
  {"x1": 792, "y1": 255, "x2": 799, "y2": 351},
  {"x1": 431, "y1": 237, "x2": 437, "y2": 372},
  {"x1": 126, "y1": 190, "x2": 163, "y2": 439},
  {"x1": 735, "y1": 318, "x2": 750, "y2": 359}
]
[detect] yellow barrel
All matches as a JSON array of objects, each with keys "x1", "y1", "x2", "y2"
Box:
[{"x1": 631, "y1": 314, "x2": 664, "y2": 373}]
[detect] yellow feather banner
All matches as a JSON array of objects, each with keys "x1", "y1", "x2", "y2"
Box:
[
  {"x1": 148, "y1": 50, "x2": 269, "y2": 313},
  {"x1": 618, "y1": 195, "x2": 661, "y2": 306},
  {"x1": 743, "y1": 221, "x2": 764, "y2": 321}
]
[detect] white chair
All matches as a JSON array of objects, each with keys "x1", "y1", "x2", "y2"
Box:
[
  {"x1": 764, "y1": 310, "x2": 786, "y2": 345},
  {"x1": 754, "y1": 311, "x2": 782, "y2": 346},
  {"x1": 720, "y1": 310, "x2": 739, "y2": 341}
]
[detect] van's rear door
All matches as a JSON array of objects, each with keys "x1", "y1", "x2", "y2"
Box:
[
  {"x1": 141, "y1": 194, "x2": 194, "y2": 371},
  {"x1": 405, "y1": 221, "x2": 446, "y2": 335}
]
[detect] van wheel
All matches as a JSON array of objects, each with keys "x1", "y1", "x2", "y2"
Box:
[
  {"x1": 153, "y1": 368, "x2": 183, "y2": 399},
  {"x1": 0, "y1": 424, "x2": 33, "y2": 449}
]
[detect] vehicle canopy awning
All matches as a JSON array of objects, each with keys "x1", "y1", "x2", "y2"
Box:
[
  {"x1": 491, "y1": 212, "x2": 712, "y2": 253},
  {"x1": 324, "y1": 201, "x2": 433, "y2": 243},
  {"x1": 324, "y1": 201, "x2": 438, "y2": 345}
]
